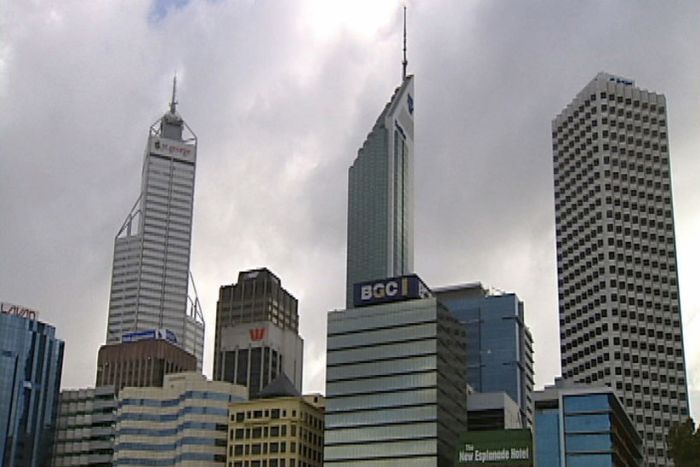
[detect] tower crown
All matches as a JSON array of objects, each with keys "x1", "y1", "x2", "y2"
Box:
[{"x1": 159, "y1": 75, "x2": 184, "y2": 140}]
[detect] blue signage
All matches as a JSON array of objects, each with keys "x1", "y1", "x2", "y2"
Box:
[
  {"x1": 122, "y1": 328, "x2": 178, "y2": 344},
  {"x1": 353, "y1": 274, "x2": 432, "y2": 308}
]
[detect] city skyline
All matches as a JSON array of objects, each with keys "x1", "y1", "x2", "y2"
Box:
[{"x1": 1, "y1": 0, "x2": 700, "y2": 425}]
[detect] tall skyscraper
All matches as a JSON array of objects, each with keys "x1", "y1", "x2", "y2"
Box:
[
  {"x1": 552, "y1": 72, "x2": 689, "y2": 466},
  {"x1": 214, "y1": 268, "x2": 304, "y2": 398},
  {"x1": 105, "y1": 79, "x2": 204, "y2": 369},
  {"x1": 435, "y1": 283, "x2": 534, "y2": 428},
  {"x1": 345, "y1": 10, "x2": 415, "y2": 307},
  {"x1": 1, "y1": 305, "x2": 64, "y2": 467}
]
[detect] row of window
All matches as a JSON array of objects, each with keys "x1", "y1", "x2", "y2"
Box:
[
  {"x1": 229, "y1": 441, "x2": 322, "y2": 462},
  {"x1": 230, "y1": 459, "x2": 314, "y2": 467}
]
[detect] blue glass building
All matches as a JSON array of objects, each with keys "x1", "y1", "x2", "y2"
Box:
[
  {"x1": 435, "y1": 283, "x2": 534, "y2": 427},
  {"x1": 534, "y1": 379, "x2": 642, "y2": 466},
  {"x1": 0, "y1": 312, "x2": 64, "y2": 467}
]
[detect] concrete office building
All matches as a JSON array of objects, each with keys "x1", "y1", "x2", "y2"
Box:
[
  {"x1": 113, "y1": 372, "x2": 247, "y2": 466},
  {"x1": 105, "y1": 79, "x2": 205, "y2": 369},
  {"x1": 534, "y1": 378, "x2": 642, "y2": 466},
  {"x1": 95, "y1": 334, "x2": 196, "y2": 393},
  {"x1": 51, "y1": 386, "x2": 117, "y2": 467},
  {"x1": 435, "y1": 283, "x2": 534, "y2": 427},
  {"x1": 214, "y1": 269, "x2": 303, "y2": 398},
  {"x1": 345, "y1": 16, "x2": 415, "y2": 307},
  {"x1": 466, "y1": 391, "x2": 523, "y2": 431},
  {"x1": 227, "y1": 375, "x2": 324, "y2": 467},
  {"x1": 325, "y1": 275, "x2": 467, "y2": 466},
  {"x1": 552, "y1": 72, "x2": 689, "y2": 465},
  {"x1": 0, "y1": 306, "x2": 64, "y2": 467}
]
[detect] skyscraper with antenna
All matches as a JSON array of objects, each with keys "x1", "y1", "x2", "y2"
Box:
[
  {"x1": 345, "y1": 7, "x2": 415, "y2": 307},
  {"x1": 105, "y1": 77, "x2": 205, "y2": 369}
]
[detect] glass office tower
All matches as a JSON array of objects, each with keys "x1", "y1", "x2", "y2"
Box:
[
  {"x1": 552, "y1": 73, "x2": 689, "y2": 465},
  {"x1": 346, "y1": 75, "x2": 415, "y2": 307},
  {"x1": 435, "y1": 283, "x2": 534, "y2": 428},
  {"x1": 0, "y1": 312, "x2": 64, "y2": 467},
  {"x1": 105, "y1": 81, "x2": 204, "y2": 369}
]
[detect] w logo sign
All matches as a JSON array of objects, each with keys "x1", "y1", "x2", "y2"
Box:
[{"x1": 249, "y1": 328, "x2": 266, "y2": 341}]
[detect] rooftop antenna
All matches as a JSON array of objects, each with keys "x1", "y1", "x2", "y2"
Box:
[
  {"x1": 169, "y1": 74, "x2": 178, "y2": 114},
  {"x1": 402, "y1": 5, "x2": 408, "y2": 81}
]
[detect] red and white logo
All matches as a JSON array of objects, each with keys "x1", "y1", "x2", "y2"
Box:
[{"x1": 249, "y1": 328, "x2": 266, "y2": 341}]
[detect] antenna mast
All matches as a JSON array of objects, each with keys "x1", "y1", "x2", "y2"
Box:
[
  {"x1": 402, "y1": 6, "x2": 408, "y2": 80},
  {"x1": 170, "y1": 75, "x2": 178, "y2": 113}
]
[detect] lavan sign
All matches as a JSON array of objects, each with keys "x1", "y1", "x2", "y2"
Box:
[
  {"x1": 1, "y1": 302, "x2": 39, "y2": 320},
  {"x1": 353, "y1": 274, "x2": 432, "y2": 308}
]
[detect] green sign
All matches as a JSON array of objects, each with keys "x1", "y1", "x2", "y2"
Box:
[{"x1": 456, "y1": 429, "x2": 533, "y2": 466}]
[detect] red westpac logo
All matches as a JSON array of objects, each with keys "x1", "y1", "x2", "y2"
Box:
[{"x1": 249, "y1": 328, "x2": 266, "y2": 341}]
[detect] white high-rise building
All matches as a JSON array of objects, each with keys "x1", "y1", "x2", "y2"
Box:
[
  {"x1": 106, "y1": 80, "x2": 204, "y2": 369},
  {"x1": 553, "y1": 72, "x2": 690, "y2": 466},
  {"x1": 345, "y1": 74, "x2": 415, "y2": 308}
]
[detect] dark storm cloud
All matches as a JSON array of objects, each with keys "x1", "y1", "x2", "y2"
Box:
[{"x1": 1, "y1": 0, "x2": 699, "y2": 418}]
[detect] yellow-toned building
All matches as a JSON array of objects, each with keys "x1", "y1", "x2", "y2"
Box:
[
  {"x1": 227, "y1": 375, "x2": 324, "y2": 467},
  {"x1": 113, "y1": 372, "x2": 247, "y2": 466}
]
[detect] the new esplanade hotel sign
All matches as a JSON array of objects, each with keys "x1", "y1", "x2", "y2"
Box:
[
  {"x1": 456, "y1": 429, "x2": 533, "y2": 467},
  {"x1": 353, "y1": 274, "x2": 432, "y2": 308}
]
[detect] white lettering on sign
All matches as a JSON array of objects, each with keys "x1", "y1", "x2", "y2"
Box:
[
  {"x1": 362, "y1": 280, "x2": 404, "y2": 301},
  {"x1": 1, "y1": 302, "x2": 39, "y2": 320}
]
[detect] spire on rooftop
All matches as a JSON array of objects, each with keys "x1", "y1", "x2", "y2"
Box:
[
  {"x1": 402, "y1": 6, "x2": 408, "y2": 81},
  {"x1": 169, "y1": 74, "x2": 178, "y2": 114}
]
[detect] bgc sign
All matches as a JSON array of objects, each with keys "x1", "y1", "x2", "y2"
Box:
[{"x1": 353, "y1": 274, "x2": 431, "y2": 308}]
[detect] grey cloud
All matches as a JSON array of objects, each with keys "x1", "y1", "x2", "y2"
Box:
[{"x1": 2, "y1": 0, "x2": 700, "y2": 423}]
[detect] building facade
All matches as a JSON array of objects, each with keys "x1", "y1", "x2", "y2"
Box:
[
  {"x1": 325, "y1": 278, "x2": 467, "y2": 466},
  {"x1": 435, "y1": 283, "x2": 534, "y2": 427},
  {"x1": 95, "y1": 336, "x2": 197, "y2": 393},
  {"x1": 552, "y1": 72, "x2": 689, "y2": 465},
  {"x1": 466, "y1": 391, "x2": 523, "y2": 431},
  {"x1": 0, "y1": 310, "x2": 64, "y2": 467},
  {"x1": 113, "y1": 372, "x2": 247, "y2": 466},
  {"x1": 345, "y1": 74, "x2": 415, "y2": 307},
  {"x1": 105, "y1": 81, "x2": 205, "y2": 369},
  {"x1": 51, "y1": 385, "x2": 117, "y2": 467},
  {"x1": 534, "y1": 379, "x2": 642, "y2": 467},
  {"x1": 214, "y1": 269, "x2": 303, "y2": 398},
  {"x1": 227, "y1": 379, "x2": 324, "y2": 467}
]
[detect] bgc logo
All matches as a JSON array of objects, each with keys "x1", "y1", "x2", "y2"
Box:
[{"x1": 353, "y1": 274, "x2": 431, "y2": 308}]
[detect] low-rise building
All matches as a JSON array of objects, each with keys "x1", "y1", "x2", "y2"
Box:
[
  {"x1": 113, "y1": 372, "x2": 247, "y2": 466},
  {"x1": 96, "y1": 335, "x2": 197, "y2": 393},
  {"x1": 227, "y1": 374, "x2": 324, "y2": 467},
  {"x1": 51, "y1": 385, "x2": 117, "y2": 467},
  {"x1": 467, "y1": 391, "x2": 523, "y2": 431},
  {"x1": 533, "y1": 378, "x2": 643, "y2": 466}
]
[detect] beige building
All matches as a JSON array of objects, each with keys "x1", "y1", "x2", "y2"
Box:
[
  {"x1": 113, "y1": 372, "x2": 247, "y2": 466},
  {"x1": 227, "y1": 376, "x2": 324, "y2": 467}
]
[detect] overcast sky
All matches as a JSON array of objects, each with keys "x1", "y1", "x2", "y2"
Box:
[{"x1": 1, "y1": 0, "x2": 699, "y2": 420}]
